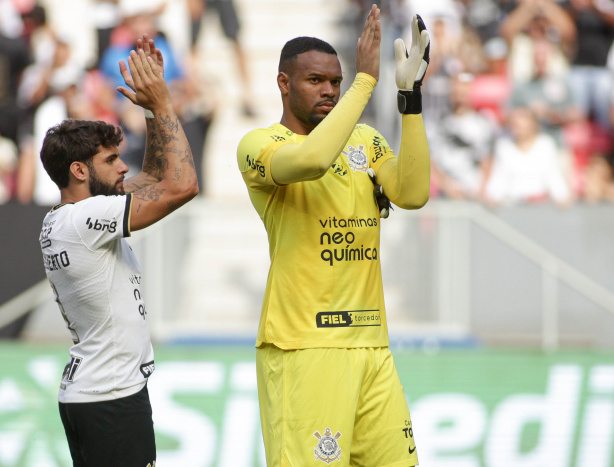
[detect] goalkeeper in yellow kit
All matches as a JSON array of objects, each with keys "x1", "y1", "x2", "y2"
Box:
[{"x1": 237, "y1": 5, "x2": 430, "y2": 466}]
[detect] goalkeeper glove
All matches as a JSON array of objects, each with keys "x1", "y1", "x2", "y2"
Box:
[
  {"x1": 368, "y1": 168, "x2": 392, "y2": 219},
  {"x1": 394, "y1": 14, "x2": 430, "y2": 114}
]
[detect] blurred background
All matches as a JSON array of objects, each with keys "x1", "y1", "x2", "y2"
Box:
[{"x1": 1, "y1": 0, "x2": 614, "y2": 465}]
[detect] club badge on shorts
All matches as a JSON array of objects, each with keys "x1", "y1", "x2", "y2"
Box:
[
  {"x1": 342, "y1": 145, "x2": 368, "y2": 172},
  {"x1": 313, "y1": 427, "x2": 342, "y2": 464}
]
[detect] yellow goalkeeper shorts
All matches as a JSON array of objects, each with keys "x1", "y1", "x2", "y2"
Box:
[{"x1": 256, "y1": 345, "x2": 418, "y2": 467}]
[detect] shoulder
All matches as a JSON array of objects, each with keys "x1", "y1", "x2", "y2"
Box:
[
  {"x1": 353, "y1": 123, "x2": 378, "y2": 136},
  {"x1": 238, "y1": 125, "x2": 291, "y2": 155},
  {"x1": 352, "y1": 123, "x2": 390, "y2": 150},
  {"x1": 71, "y1": 195, "x2": 129, "y2": 220}
]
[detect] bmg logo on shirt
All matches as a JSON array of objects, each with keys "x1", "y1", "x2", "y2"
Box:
[
  {"x1": 85, "y1": 217, "x2": 117, "y2": 233},
  {"x1": 245, "y1": 154, "x2": 266, "y2": 178}
]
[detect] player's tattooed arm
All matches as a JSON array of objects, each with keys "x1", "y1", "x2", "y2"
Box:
[
  {"x1": 117, "y1": 33, "x2": 199, "y2": 231},
  {"x1": 124, "y1": 115, "x2": 178, "y2": 192}
]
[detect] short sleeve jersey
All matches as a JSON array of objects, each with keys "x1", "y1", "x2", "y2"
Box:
[
  {"x1": 39, "y1": 194, "x2": 155, "y2": 403},
  {"x1": 238, "y1": 123, "x2": 397, "y2": 349}
]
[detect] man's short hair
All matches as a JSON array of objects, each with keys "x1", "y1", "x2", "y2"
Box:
[
  {"x1": 278, "y1": 37, "x2": 337, "y2": 73},
  {"x1": 41, "y1": 119, "x2": 123, "y2": 189}
]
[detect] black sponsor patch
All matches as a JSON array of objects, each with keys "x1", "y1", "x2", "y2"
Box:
[
  {"x1": 316, "y1": 310, "x2": 381, "y2": 328},
  {"x1": 140, "y1": 361, "x2": 155, "y2": 378}
]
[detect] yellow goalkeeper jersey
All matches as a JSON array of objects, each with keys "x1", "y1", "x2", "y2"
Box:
[{"x1": 238, "y1": 122, "x2": 397, "y2": 349}]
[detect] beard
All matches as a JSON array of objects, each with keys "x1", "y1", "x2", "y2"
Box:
[
  {"x1": 88, "y1": 164, "x2": 124, "y2": 196},
  {"x1": 289, "y1": 94, "x2": 336, "y2": 130}
]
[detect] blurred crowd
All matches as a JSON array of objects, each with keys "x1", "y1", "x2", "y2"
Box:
[
  {"x1": 1, "y1": 0, "x2": 613, "y2": 207},
  {"x1": 0, "y1": 0, "x2": 255, "y2": 204}
]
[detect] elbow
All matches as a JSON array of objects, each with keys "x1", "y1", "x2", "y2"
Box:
[
  {"x1": 185, "y1": 179, "x2": 200, "y2": 200},
  {"x1": 169, "y1": 177, "x2": 200, "y2": 203},
  {"x1": 303, "y1": 148, "x2": 331, "y2": 180},
  {"x1": 394, "y1": 190, "x2": 430, "y2": 210}
]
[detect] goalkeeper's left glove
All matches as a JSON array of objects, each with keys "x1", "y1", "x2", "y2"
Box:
[
  {"x1": 394, "y1": 14, "x2": 430, "y2": 114},
  {"x1": 368, "y1": 168, "x2": 392, "y2": 219}
]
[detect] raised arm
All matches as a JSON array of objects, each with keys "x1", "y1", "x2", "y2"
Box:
[
  {"x1": 376, "y1": 15, "x2": 431, "y2": 210},
  {"x1": 117, "y1": 35, "x2": 199, "y2": 231},
  {"x1": 269, "y1": 5, "x2": 381, "y2": 185}
]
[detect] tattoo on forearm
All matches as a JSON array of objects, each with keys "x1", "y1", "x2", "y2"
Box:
[
  {"x1": 157, "y1": 114, "x2": 180, "y2": 144},
  {"x1": 180, "y1": 147, "x2": 196, "y2": 169},
  {"x1": 143, "y1": 120, "x2": 165, "y2": 178},
  {"x1": 134, "y1": 185, "x2": 166, "y2": 202},
  {"x1": 123, "y1": 174, "x2": 159, "y2": 193},
  {"x1": 173, "y1": 167, "x2": 182, "y2": 181}
]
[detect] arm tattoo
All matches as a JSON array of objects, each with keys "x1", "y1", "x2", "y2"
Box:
[
  {"x1": 143, "y1": 119, "x2": 165, "y2": 179},
  {"x1": 180, "y1": 147, "x2": 196, "y2": 169},
  {"x1": 123, "y1": 173, "x2": 159, "y2": 194},
  {"x1": 134, "y1": 185, "x2": 166, "y2": 202},
  {"x1": 157, "y1": 114, "x2": 180, "y2": 144},
  {"x1": 173, "y1": 167, "x2": 182, "y2": 181}
]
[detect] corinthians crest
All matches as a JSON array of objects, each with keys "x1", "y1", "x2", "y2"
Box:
[
  {"x1": 342, "y1": 145, "x2": 368, "y2": 172},
  {"x1": 313, "y1": 427, "x2": 342, "y2": 464}
]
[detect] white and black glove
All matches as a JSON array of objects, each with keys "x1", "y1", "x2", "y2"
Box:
[
  {"x1": 367, "y1": 168, "x2": 392, "y2": 219},
  {"x1": 394, "y1": 14, "x2": 430, "y2": 114}
]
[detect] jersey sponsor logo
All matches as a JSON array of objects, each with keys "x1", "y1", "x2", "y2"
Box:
[
  {"x1": 371, "y1": 135, "x2": 388, "y2": 163},
  {"x1": 140, "y1": 361, "x2": 155, "y2": 378},
  {"x1": 331, "y1": 162, "x2": 347, "y2": 176},
  {"x1": 319, "y1": 219, "x2": 379, "y2": 267},
  {"x1": 342, "y1": 144, "x2": 368, "y2": 172},
  {"x1": 85, "y1": 217, "x2": 117, "y2": 233},
  {"x1": 245, "y1": 154, "x2": 266, "y2": 178},
  {"x1": 39, "y1": 225, "x2": 53, "y2": 249},
  {"x1": 61, "y1": 356, "x2": 82, "y2": 383},
  {"x1": 316, "y1": 310, "x2": 381, "y2": 328},
  {"x1": 313, "y1": 427, "x2": 342, "y2": 464},
  {"x1": 318, "y1": 217, "x2": 378, "y2": 229},
  {"x1": 133, "y1": 287, "x2": 147, "y2": 320}
]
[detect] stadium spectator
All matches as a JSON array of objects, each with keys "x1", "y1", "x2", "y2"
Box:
[
  {"x1": 91, "y1": 0, "x2": 121, "y2": 66},
  {"x1": 486, "y1": 106, "x2": 572, "y2": 206},
  {"x1": 169, "y1": 65, "x2": 217, "y2": 193},
  {"x1": 0, "y1": 131, "x2": 18, "y2": 203},
  {"x1": 582, "y1": 150, "x2": 614, "y2": 202},
  {"x1": 16, "y1": 62, "x2": 88, "y2": 206},
  {"x1": 508, "y1": 37, "x2": 582, "y2": 194},
  {"x1": 98, "y1": 0, "x2": 184, "y2": 175},
  {"x1": 188, "y1": 0, "x2": 257, "y2": 117},
  {"x1": 237, "y1": 6, "x2": 429, "y2": 465},
  {"x1": 565, "y1": 0, "x2": 614, "y2": 131},
  {"x1": 509, "y1": 38, "x2": 581, "y2": 145},
  {"x1": 0, "y1": 6, "x2": 31, "y2": 147},
  {"x1": 430, "y1": 73, "x2": 498, "y2": 200},
  {"x1": 499, "y1": 0, "x2": 576, "y2": 83}
]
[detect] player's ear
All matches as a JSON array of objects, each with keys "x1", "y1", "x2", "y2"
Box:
[
  {"x1": 277, "y1": 72, "x2": 290, "y2": 95},
  {"x1": 69, "y1": 161, "x2": 88, "y2": 183}
]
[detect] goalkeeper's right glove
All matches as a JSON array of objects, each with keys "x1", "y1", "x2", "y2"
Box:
[{"x1": 394, "y1": 15, "x2": 430, "y2": 114}]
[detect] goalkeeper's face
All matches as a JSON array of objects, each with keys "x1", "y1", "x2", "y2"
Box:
[{"x1": 286, "y1": 51, "x2": 342, "y2": 131}]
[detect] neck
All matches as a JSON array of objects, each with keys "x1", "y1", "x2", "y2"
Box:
[
  {"x1": 60, "y1": 186, "x2": 90, "y2": 205},
  {"x1": 280, "y1": 111, "x2": 315, "y2": 135}
]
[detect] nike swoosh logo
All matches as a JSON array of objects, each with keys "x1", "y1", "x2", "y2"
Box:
[{"x1": 409, "y1": 446, "x2": 416, "y2": 454}]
